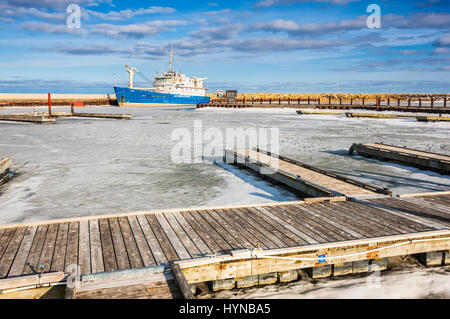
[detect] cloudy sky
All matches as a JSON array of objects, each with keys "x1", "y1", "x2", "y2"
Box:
[{"x1": 0, "y1": 0, "x2": 449, "y2": 93}]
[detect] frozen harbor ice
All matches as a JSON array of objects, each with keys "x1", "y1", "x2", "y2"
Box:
[{"x1": 0, "y1": 106, "x2": 449, "y2": 226}]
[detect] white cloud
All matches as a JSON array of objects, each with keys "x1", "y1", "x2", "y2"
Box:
[
  {"x1": 86, "y1": 6, "x2": 176, "y2": 21},
  {"x1": 90, "y1": 20, "x2": 189, "y2": 38}
]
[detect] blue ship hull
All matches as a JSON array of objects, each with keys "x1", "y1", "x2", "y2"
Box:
[{"x1": 114, "y1": 86, "x2": 210, "y2": 106}]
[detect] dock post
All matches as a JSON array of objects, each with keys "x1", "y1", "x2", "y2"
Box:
[
  {"x1": 339, "y1": 97, "x2": 342, "y2": 105},
  {"x1": 376, "y1": 96, "x2": 379, "y2": 111},
  {"x1": 431, "y1": 97, "x2": 433, "y2": 108},
  {"x1": 71, "y1": 102, "x2": 74, "y2": 114},
  {"x1": 419, "y1": 98, "x2": 422, "y2": 108},
  {"x1": 362, "y1": 97, "x2": 365, "y2": 106},
  {"x1": 444, "y1": 97, "x2": 447, "y2": 107},
  {"x1": 408, "y1": 98, "x2": 411, "y2": 108},
  {"x1": 328, "y1": 97, "x2": 331, "y2": 105},
  {"x1": 387, "y1": 98, "x2": 390, "y2": 106},
  {"x1": 398, "y1": 98, "x2": 400, "y2": 107},
  {"x1": 307, "y1": 97, "x2": 310, "y2": 105},
  {"x1": 48, "y1": 93, "x2": 52, "y2": 117}
]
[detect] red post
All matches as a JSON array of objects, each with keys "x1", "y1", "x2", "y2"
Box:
[
  {"x1": 376, "y1": 96, "x2": 379, "y2": 111},
  {"x1": 48, "y1": 93, "x2": 52, "y2": 117},
  {"x1": 431, "y1": 97, "x2": 433, "y2": 108}
]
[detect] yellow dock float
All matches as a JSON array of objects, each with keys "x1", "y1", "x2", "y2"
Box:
[
  {"x1": 296, "y1": 110, "x2": 343, "y2": 115},
  {"x1": 349, "y1": 143, "x2": 450, "y2": 174},
  {"x1": 416, "y1": 116, "x2": 450, "y2": 122},
  {"x1": 0, "y1": 158, "x2": 11, "y2": 185},
  {"x1": 226, "y1": 148, "x2": 390, "y2": 197},
  {"x1": 0, "y1": 192, "x2": 449, "y2": 298},
  {"x1": 345, "y1": 112, "x2": 416, "y2": 119}
]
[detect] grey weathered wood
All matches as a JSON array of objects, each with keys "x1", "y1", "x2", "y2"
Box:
[
  {"x1": 23, "y1": 225, "x2": 48, "y2": 275},
  {"x1": 98, "y1": 218, "x2": 118, "y2": 272},
  {"x1": 171, "y1": 262, "x2": 195, "y2": 299},
  {"x1": 0, "y1": 227, "x2": 27, "y2": 278},
  {"x1": 78, "y1": 220, "x2": 91, "y2": 274},
  {"x1": 164, "y1": 213, "x2": 201, "y2": 258},
  {"x1": 109, "y1": 218, "x2": 131, "y2": 270},
  {"x1": 127, "y1": 215, "x2": 156, "y2": 266},
  {"x1": 146, "y1": 214, "x2": 179, "y2": 261},
  {"x1": 215, "y1": 209, "x2": 268, "y2": 249},
  {"x1": 180, "y1": 211, "x2": 223, "y2": 253},
  {"x1": 50, "y1": 222, "x2": 69, "y2": 272},
  {"x1": 136, "y1": 215, "x2": 167, "y2": 265},
  {"x1": 65, "y1": 222, "x2": 79, "y2": 273},
  {"x1": 38, "y1": 223, "x2": 59, "y2": 273},
  {"x1": 172, "y1": 212, "x2": 212, "y2": 255},
  {"x1": 118, "y1": 217, "x2": 143, "y2": 269},
  {"x1": 8, "y1": 226, "x2": 38, "y2": 277},
  {"x1": 89, "y1": 219, "x2": 105, "y2": 274},
  {"x1": 155, "y1": 213, "x2": 191, "y2": 260}
]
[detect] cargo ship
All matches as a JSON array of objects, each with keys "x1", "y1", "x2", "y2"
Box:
[{"x1": 114, "y1": 49, "x2": 210, "y2": 106}]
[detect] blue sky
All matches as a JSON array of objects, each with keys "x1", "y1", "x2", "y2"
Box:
[{"x1": 0, "y1": 0, "x2": 449, "y2": 93}]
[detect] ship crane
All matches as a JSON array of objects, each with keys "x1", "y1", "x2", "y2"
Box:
[{"x1": 126, "y1": 64, "x2": 139, "y2": 88}]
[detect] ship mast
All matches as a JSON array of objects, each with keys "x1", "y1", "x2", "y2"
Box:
[
  {"x1": 168, "y1": 47, "x2": 174, "y2": 73},
  {"x1": 126, "y1": 64, "x2": 139, "y2": 88}
]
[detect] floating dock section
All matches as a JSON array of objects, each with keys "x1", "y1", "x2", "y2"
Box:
[
  {"x1": 416, "y1": 116, "x2": 450, "y2": 122},
  {"x1": 0, "y1": 158, "x2": 11, "y2": 185},
  {"x1": 0, "y1": 112, "x2": 131, "y2": 124},
  {"x1": 0, "y1": 115, "x2": 55, "y2": 124},
  {"x1": 0, "y1": 192, "x2": 449, "y2": 298},
  {"x1": 225, "y1": 148, "x2": 390, "y2": 198},
  {"x1": 349, "y1": 143, "x2": 450, "y2": 174}
]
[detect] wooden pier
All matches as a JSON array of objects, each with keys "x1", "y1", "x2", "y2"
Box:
[
  {"x1": 0, "y1": 192, "x2": 449, "y2": 298},
  {"x1": 226, "y1": 148, "x2": 391, "y2": 197},
  {"x1": 0, "y1": 115, "x2": 55, "y2": 124},
  {"x1": 349, "y1": 143, "x2": 450, "y2": 174},
  {"x1": 0, "y1": 158, "x2": 11, "y2": 185},
  {"x1": 0, "y1": 112, "x2": 131, "y2": 124},
  {"x1": 416, "y1": 116, "x2": 450, "y2": 122},
  {"x1": 198, "y1": 96, "x2": 450, "y2": 114}
]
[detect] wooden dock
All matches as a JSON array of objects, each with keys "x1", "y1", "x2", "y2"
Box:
[
  {"x1": 0, "y1": 158, "x2": 11, "y2": 185},
  {"x1": 0, "y1": 112, "x2": 131, "y2": 124},
  {"x1": 0, "y1": 115, "x2": 55, "y2": 124},
  {"x1": 296, "y1": 110, "x2": 417, "y2": 119},
  {"x1": 226, "y1": 148, "x2": 391, "y2": 197},
  {"x1": 416, "y1": 116, "x2": 450, "y2": 122},
  {"x1": 349, "y1": 143, "x2": 450, "y2": 174},
  {"x1": 0, "y1": 192, "x2": 449, "y2": 298}
]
